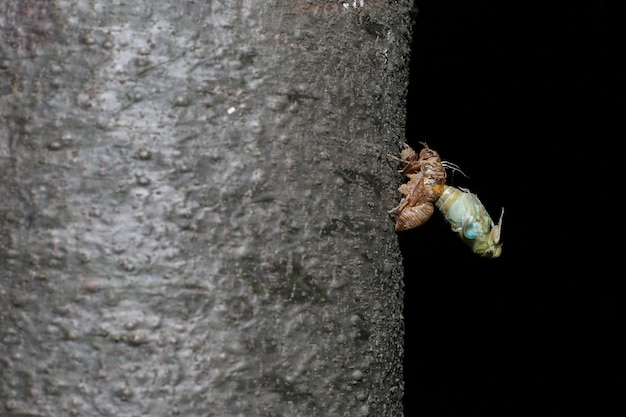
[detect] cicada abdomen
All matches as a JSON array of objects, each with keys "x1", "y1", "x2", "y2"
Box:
[
  {"x1": 387, "y1": 142, "x2": 447, "y2": 231},
  {"x1": 435, "y1": 185, "x2": 504, "y2": 258}
]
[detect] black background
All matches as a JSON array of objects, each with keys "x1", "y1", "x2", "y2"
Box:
[{"x1": 402, "y1": 1, "x2": 622, "y2": 415}]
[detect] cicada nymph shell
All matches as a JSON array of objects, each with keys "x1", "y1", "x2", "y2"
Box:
[
  {"x1": 435, "y1": 185, "x2": 504, "y2": 258},
  {"x1": 387, "y1": 142, "x2": 447, "y2": 231}
]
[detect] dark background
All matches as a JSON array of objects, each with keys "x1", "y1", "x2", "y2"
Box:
[{"x1": 403, "y1": 1, "x2": 622, "y2": 415}]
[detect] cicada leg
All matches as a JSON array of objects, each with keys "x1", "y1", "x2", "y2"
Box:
[
  {"x1": 490, "y1": 208, "x2": 504, "y2": 244},
  {"x1": 388, "y1": 172, "x2": 423, "y2": 213}
]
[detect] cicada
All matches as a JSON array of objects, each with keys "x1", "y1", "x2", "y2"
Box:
[
  {"x1": 435, "y1": 185, "x2": 504, "y2": 258},
  {"x1": 387, "y1": 142, "x2": 447, "y2": 231}
]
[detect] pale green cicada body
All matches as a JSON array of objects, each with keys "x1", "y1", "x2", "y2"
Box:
[{"x1": 435, "y1": 185, "x2": 504, "y2": 258}]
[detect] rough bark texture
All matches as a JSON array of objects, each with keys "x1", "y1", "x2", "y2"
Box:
[{"x1": 1, "y1": 1, "x2": 414, "y2": 416}]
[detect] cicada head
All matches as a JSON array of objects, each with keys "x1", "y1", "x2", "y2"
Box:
[
  {"x1": 471, "y1": 208, "x2": 504, "y2": 258},
  {"x1": 472, "y1": 238, "x2": 502, "y2": 258},
  {"x1": 417, "y1": 141, "x2": 441, "y2": 163}
]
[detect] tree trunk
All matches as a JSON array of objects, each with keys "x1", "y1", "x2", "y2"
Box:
[{"x1": 0, "y1": 1, "x2": 414, "y2": 415}]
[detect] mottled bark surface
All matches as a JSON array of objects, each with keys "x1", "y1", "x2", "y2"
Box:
[{"x1": 1, "y1": 1, "x2": 414, "y2": 416}]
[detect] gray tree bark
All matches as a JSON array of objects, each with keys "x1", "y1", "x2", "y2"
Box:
[{"x1": 1, "y1": 1, "x2": 414, "y2": 416}]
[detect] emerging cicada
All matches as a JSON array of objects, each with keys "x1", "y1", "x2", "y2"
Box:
[
  {"x1": 435, "y1": 185, "x2": 504, "y2": 258},
  {"x1": 387, "y1": 142, "x2": 447, "y2": 231}
]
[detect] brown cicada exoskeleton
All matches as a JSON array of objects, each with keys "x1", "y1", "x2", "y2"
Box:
[{"x1": 387, "y1": 142, "x2": 447, "y2": 232}]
